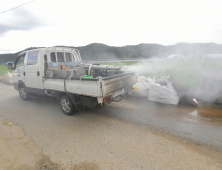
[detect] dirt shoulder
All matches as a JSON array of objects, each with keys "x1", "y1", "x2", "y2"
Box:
[{"x1": 0, "y1": 117, "x2": 60, "y2": 170}]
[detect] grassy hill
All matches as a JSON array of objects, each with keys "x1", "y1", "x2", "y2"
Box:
[{"x1": 1, "y1": 43, "x2": 222, "y2": 64}]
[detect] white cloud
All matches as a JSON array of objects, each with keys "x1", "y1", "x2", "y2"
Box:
[
  {"x1": 0, "y1": 0, "x2": 222, "y2": 53},
  {"x1": 0, "y1": 8, "x2": 48, "y2": 35}
]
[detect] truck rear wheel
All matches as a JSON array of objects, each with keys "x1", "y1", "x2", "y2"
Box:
[
  {"x1": 60, "y1": 95, "x2": 75, "y2": 115},
  {"x1": 19, "y1": 85, "x2": 30, "y2": 101}
]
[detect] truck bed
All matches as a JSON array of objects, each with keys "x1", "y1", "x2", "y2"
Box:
[{"x1": 43, "y1": 72, "x2": 136, "y2": 97}]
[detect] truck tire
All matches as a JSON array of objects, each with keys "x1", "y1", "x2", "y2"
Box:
[
  {"x1": 60, "y1": 95, "x2": 75, "y2": 115},
  {"x1": 19, "y1": 85, "x2": 30, "y2": 101}
]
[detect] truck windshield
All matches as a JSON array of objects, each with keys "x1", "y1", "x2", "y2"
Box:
[{"x1": 15, "y1": 55, "x2": 25, "y2": 68}]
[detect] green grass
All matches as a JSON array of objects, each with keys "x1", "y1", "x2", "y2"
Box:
[
  {"x1": 103, "y1": 60, "x2": 222, "y2": 92},
  {"x1": 0, "y1": 65, "x2": 12, "y2": 76}
]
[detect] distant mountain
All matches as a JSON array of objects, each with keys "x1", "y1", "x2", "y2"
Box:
[
  {"x1": 0, "y1": 47, "x2": 42, "y2": 64},
  {"x1": 1, "y1": 43, "x2": 222, "y2": 64}
]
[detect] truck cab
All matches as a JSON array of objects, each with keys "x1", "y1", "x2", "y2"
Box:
[{"x1": 10, "y1": 47, "x2": 81, "y2": 95}]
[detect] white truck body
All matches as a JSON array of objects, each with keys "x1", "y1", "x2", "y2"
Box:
[{"x1": 10, "y1": 47, "x2": 137, "y2": 113}]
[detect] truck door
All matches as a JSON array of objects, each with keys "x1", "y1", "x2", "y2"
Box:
[
  {"x1": 13, "y1": 53, "x2": 26, "y2": 85},
  {"x1": 25, "y1": 51, "x2": 42, "y2": 90}
]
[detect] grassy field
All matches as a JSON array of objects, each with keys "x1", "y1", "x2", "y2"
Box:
[
  {"x1": 104, "y1": 60, "x2": 222, "y2": 92},
  {"x1": 0, "y1": 65, "x2": 12, "y2": 76}
]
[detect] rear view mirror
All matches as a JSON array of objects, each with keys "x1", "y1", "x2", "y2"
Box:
[{"x1": 8, "y1": 63, "x2": 13, "y2": 70}]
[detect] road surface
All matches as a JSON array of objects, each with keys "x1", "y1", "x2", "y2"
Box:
[{"x1": 0, "y1": 83, "x2": 222, "y2": 169}]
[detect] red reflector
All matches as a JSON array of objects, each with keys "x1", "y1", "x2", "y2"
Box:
[{"x1": 103, "y1": 95, "x2": 112, "y2": 103}]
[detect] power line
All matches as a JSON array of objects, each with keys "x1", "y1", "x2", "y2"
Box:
[{"x1": 0, "y1": 0, "x2": 37, "y2": 15}]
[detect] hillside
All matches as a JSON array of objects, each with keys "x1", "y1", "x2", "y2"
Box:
[{"x1": 1, "y1": 43, "x2": 222, "y2": 64}]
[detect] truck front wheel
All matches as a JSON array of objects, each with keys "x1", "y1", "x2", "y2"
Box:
[
  {"x1": 60, "y1": 95, "x2": 75, "y2": 115},
  {"x1": 19, "y1": 85, "x2": 30, "y2": 101}
]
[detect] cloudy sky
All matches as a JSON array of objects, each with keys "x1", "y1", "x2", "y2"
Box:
[{"x1": 0, "y1": 0, "x2": 222, "y2": 53}]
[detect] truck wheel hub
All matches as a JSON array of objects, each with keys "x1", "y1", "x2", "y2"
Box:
[
  {"x1": 20, "y1": 88, "x2": 27, "y2": 98},
  {"x1": 62, "y1": 99, "x2": 70, "y2": 112}
]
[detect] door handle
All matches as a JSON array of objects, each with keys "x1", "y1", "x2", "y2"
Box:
[
  {"x1": 23, "y1": 72, "x2": 25, "y2": 76},
  {"x1": 37, "y1": 71, "x2": 40, "y2": 76}
]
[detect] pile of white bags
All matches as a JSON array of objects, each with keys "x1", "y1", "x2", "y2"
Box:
[
  {"x1": 0, "y1": 71, "x2": 13, "y2": 84},
  {"x1": 148, "y1": 79, "x2": 180, "y2": 105},
  {"x1": 129, "y1": 76, "x2": 180, "y2": 105}
]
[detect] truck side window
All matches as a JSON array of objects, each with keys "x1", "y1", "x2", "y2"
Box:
[
  {"x1": 44, "y1": 54, "x2": 47, "y2": 62},
  {"x1": 72, "y1": 53, "x2": 75, "y2": 61},
  {"x1": 65, "y1": 53, "x2": 72, "y2": 62},
  {"x1": 27, "y1": 51, "x2": 39, "y2": 65},
  {"x1": 14, "y1": 55, "x2": 25, "y2": 69},
  {"x1": 51, "y1": 52, "x2": 56, "y2": 62},
  {"x1": 57, "y1": 52, "x2": 64, "y2": 62}
]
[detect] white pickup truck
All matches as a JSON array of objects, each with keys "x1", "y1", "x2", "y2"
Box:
[{"x1": 8, "y1": 47, "x2": 137, "y2": 115}]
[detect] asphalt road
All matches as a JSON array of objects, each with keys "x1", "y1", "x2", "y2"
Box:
[
  {"x1": 0, "y1": 83, "x2": 222, "y2": 169},
  {"x1": 100, "y1": 96, "x2": 222, "y2": 152}
]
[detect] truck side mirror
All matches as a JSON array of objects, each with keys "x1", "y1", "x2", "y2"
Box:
[{"x1": 8, "y1": 63, "x2": 13, "y2": 70}]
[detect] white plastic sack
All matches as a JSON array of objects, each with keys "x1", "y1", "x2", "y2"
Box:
[
  {"x1": 128, "y1": 76, "x2": 152, "y2": 97},
  {"x1": 128, "y1": 81, "x2": 149, "y2": 97},
  {"x1": 6, "y1": 71, "x2": 12, "y2": 78},
  {"x1": 148, "y1": 80, "x2": 180, "y2": 105},
  {"x1": 6, "y1": 71, "x2": 13, "y2": 84}
]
